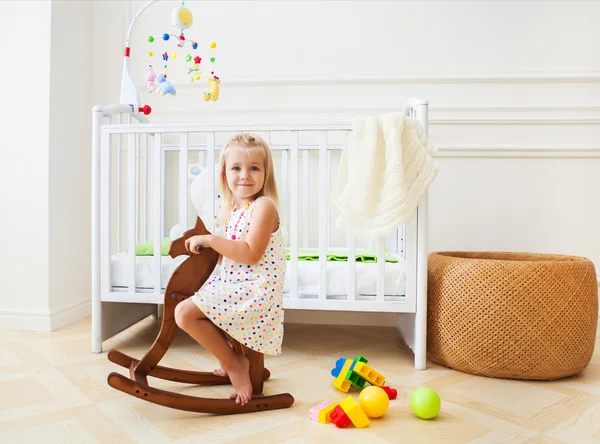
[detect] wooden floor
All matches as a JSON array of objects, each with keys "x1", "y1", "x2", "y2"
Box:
[{"x1": 1, "y1": 315, "x2": 599, "y2": 443}]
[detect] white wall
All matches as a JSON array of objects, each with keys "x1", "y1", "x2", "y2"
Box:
[
  {"x1": 0, "y1": 1, "x2": 52, "y2": 330},
  {"x1": 2, "y1": 1, "x2": 597, "y2": 331},
  {"x1": 89, "y1": 0, "x2": 599, "y2": 328},
  {"x1": 0, "y1": 1, "x2": 93, "y2": 331},
  {"x1": 48, "y1": 1, "x2": 94, "y2": 328}
]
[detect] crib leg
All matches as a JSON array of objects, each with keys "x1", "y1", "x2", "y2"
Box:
[
  {"x1": 413, "y1": 312, "x2": 427, "y2": 370},
  {"x1": 92, "y1": 298, "x2": 102, "y2": 354},
  {"x1": 150, "y1": 304, "x2": 160, "y2": 320},
  {"x1": 92, "y1": 328, "x2": 103, "y2": 354},
  {"x1": 396, "y1": 312, "x2": 427, "y2": 370}
]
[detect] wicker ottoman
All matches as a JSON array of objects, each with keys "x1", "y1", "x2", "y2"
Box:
[{"x1": 427, "y1": 251, "x2": 598, "y2": 380}]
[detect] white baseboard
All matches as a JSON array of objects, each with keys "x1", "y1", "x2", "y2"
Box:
[
  {"x1": 0, "y1": 298, "x2": 91, "y2": 332},
  {"x1": 50, "y1": 299, "x2": 91, "y2": 331},
  {"x1": 0, "y1": 311, "x2": 53, "y2": 331},
  {"x1": 284, "y1": 309, "x2": 397, "y2": 327}
]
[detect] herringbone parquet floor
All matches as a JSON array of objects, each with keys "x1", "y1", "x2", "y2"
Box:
[{"x1": 1, "y1": 315, "x2": 599, "y2": 443}]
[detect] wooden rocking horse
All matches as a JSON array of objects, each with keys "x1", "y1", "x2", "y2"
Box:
[{"x1": 106, "y1": 216, "x2": 295, "y2": 414}]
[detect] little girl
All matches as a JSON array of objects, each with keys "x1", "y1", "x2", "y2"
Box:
[{"x1": 174, "y1": 133, "x2": 286, "y2": 406}]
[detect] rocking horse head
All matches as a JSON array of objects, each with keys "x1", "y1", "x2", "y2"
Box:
[
  {"x1": 169, "y1": 216, "x2": 212, "y2": 258},
  {"x1": 166, "y1": 216, "x2": 220, "y2": 297}
]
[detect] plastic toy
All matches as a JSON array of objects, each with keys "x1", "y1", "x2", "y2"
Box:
[
  {"x1": 203, "y1": 75, "x2": 221, "y2": 102},
  {"x1": 309, "y1": 400, "x2": 331, "y2": 421},
  {"x1": 339, "y1": 396, "x2": 370, "y2": 428},
  {"x1": 327, "y1": 396, "x2": 370, "y2": 428},
  {"x1": 119, "y1": 0, "x2": 221, "y2": 117},
  {"x1": 330, "y1": 405, "x2": 352, "y2": 428},
  {"x1": 381, "y1": 386, "x2": 397, "y2": 399},
  {"x1": 331, "y1": 355, "x2": 386, "y2": 392},
  {"x1": 359, "y1": 386, "x2": 389, "y2": 418},
  {"x1": 309, "y1": 400, "x2": 339, "y2": 423},
  {"x1": 410, "y1": 387, "x2": 441, "y2": 419}
]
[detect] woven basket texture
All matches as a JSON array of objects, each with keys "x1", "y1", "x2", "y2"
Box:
[{"x1": 427, "y1": 251, "x2": 598, "y2": 380}]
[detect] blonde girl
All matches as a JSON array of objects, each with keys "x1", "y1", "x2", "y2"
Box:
[{"x1": 174, "y1": 133, "x2": 286, "y2": 406}]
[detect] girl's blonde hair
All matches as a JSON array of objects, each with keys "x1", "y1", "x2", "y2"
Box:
[{"x1": 216, "y1": 133, "x2": 279, "y2": 227}]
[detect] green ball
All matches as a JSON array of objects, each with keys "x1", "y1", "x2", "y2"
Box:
[
  {"x1": 410, "y1": 387, "x2": 441, "y2": 419},
  {"x1": 148, "y1": 36, "x2": 154, "y2": 43}
]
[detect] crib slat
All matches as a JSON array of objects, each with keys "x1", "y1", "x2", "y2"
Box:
[
  {"x1": 135, "y1": 134, "x2": 140, "y2": 243},
  {"x1": 318, "y1": 131, "x2": 327, "y2": 300},
  {"x1": 289, "y1": 132, "x2": 299, "y2": 299},
  {"x1": 377, "y1": 237, "x2": 385, "y2": 302},
  {"x1": 100, "y1": 130, "x2": 112, "y2": 301},
  {"x1": 179, "y1": 133, "x2": 189, "y2": 230},
  {"x1": 302, "y1": 149, "x2": 309, "y2": 248},
  {"x1": 153, "y1": 134, "x2": 162, "y2": 294},
  {"x1": 145, "y1": 134, "x2": 150, "y2": 240},
  {"x1": 405, "y1": 208, "x2": 418, "y2": 311},
  {"x1": 281, "y1": 148, "x2": 288, "y2": 231},
  {"x1": 117, "y1": 115, "x2": 123, "y2": 252},
  {"x1": 327, "y1": 149, "x2": 331, "y2": 248},
  {"x1": 397, "y1": 224, "x2": 404, "y2": 257},
  {"x1": 207, "y1": 132, "x2": 216, "y2": 233},
  {"x1": 347, "y1": 234, "x2": 356, "y2": 301},
  {"x1": 162, "y1": 149, "x2": 166, "y2": 236},
  {"x1": 127, "y1": 134, "x2": 137, "y2": 294},
  {"x1": 346, "y1": 131, "x2": 356, "y2": 301}
]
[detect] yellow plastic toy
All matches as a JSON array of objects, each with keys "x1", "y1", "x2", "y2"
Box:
[
  {"x1": 340, "y1": 396, "x2": 370, "y2": 428},
  {"x1": 353, "y1": 361, "x2": 385, "y2": 387},
  {"x1": 203, "y1": 76, "x2": 220, "y2": 102},
  {"x1": 318, "y1": 402, "x2": 339, "y2": 424},
  {"x1": 332, "y1": 359, "x2": 353, "y2": 392},
  {"x1": 331, "y1": 355, "x2": 385, "y2": 392},
  {"x1": 359, "y1": 386, "x2": 389, "y2": 418}
]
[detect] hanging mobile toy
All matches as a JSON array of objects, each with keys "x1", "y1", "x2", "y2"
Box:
[
  {"x1": 145, "y1": 1, "x2": 210, "y2": 95},
  {"x1": 120, "y1": 0, "x2": 221, "y2": 116}
]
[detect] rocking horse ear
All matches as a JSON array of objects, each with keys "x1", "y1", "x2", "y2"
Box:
[{"x1": 194, "y1": 216, "x2": 211, "y2": 235}]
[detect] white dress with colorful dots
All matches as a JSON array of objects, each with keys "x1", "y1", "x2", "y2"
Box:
[{"x1": 191, "y1": 197, "x2": 286, "y2": 355}]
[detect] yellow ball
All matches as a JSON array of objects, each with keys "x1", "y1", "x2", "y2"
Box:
[
  {"x1": 359, "y1": 386, "x2": 389, "y2": 418},
  {"x1": 209, "y1": 41, "x2": 217, "y2": 49},
  {"x1": 148, "y1": 51, "x2": 153, "y2": 57}
]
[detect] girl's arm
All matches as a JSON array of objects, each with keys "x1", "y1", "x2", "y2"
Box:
[{"x1": 187, "y1": 198, "x2": 278, "y2": 265}]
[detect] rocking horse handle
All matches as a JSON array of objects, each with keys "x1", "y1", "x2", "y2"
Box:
[{"x1": 168, "y1": 217, "x2": 212, "y2": 259}]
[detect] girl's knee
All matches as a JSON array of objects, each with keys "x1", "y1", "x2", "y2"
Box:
[{"x1": 174, "y1": 299, "x2": 194, "y2": 330}]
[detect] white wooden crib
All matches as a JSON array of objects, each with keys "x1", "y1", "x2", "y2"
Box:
[{"x1": 91, "y1": 98, "x2": 430, "y2": 369}]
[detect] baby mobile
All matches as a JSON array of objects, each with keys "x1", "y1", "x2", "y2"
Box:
[{"x1": 145, "y1": 1, "x2": 220, "y2": 102}]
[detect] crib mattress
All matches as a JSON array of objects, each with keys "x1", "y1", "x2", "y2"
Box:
[{"x1": 110, "y1": 253, "x2": 407, "y2": 297}]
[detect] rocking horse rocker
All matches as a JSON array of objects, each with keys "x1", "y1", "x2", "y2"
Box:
[{"x1": 106, "y1": 216, "x2": 295, "y2": 414}]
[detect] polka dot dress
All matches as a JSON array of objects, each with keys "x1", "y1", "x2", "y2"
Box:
[{"x1": 191, "y1": 197, "x2": 286, "y2": 355}]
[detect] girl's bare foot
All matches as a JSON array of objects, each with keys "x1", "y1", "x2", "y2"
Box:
[
  {"x1": 213, "y1": 340, "x2": 235, "y2": 377},
  {"x1": 223, "y1": 353, "x2": 253, "y2": 405}
]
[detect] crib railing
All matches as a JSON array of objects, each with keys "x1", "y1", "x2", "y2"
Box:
[{"x1": 93, "y1": 103, "x2": 428, "y2": 314}]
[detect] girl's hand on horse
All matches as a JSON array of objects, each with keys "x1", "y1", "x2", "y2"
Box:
[{"x1": 185, "y1": 235, "x2": 213, "y2": 253}]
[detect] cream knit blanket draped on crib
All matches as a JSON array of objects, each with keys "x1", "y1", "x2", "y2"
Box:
[{"x1": 331, "y1": 113, "x2": 439, "y2": 239}]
